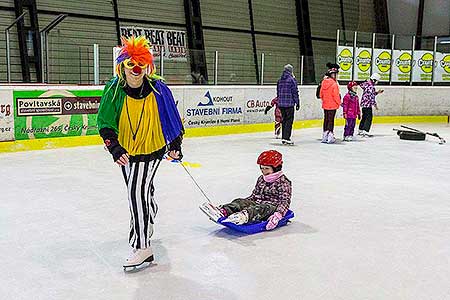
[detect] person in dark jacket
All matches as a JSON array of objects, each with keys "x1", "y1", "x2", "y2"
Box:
[{"x1": 276, "y1": 64, "x2": 300, "y2": 145}]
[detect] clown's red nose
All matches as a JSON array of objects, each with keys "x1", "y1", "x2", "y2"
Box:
[{"x1": 132, "y1": 65, "x2": 142, "y2": 74}]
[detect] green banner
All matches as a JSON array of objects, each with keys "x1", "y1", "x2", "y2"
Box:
[{"x1": 13, "y1": 89, "x2": 102, "y2": 140}]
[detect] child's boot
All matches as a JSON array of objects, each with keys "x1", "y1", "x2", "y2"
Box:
[
  {"x1": 223, "y1": 210, "x2": 249, "y2": 225},
  {"x1": 199, "y1": 202, "x2": 224, "y2": 222}
]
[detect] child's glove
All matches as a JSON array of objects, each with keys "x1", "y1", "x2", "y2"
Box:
[
  {"x1": 358, "y1": 114, "x2": 361, "y2": 120},
  {"x1": 295, "y1": 104, "x2": 300, "y2": 111},
  {"x1": 264, "y1": 106, "x2": 272, "y2": 115},
  {"x1": 266, "y1": 212, "x2": 283, "y2": 230}
]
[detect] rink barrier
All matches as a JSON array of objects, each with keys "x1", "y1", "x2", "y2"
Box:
[
  {"x1": 0, "y1": 115, "x2": 447, "y2": 153},
  {"x1": 1, "y1": 85, "x2": 450, "y2": 152},
  {"x1": 0, "y1": 135, "x2": 103, "y2": 153},
  {"x1": 185, "y1": 115, "x2": 447, "y2": 137}
]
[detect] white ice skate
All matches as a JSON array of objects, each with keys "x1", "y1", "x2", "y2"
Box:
[
  {"x1": 282, "y1": 139, "x2": 294, "y2": 145},
  {"x1": 123, "y1": 247, "x2": 154, "y2": 271},
  {"x1": 347, "y1": 136, "x2": 353, "y2": 141},
  {"x1": 321, "y1": 131, "x2": 329, "y2": 143},
  {"x1": 199, "y1": 202, "x2": 224, "y2": 222},
  {"x1": 364, "y1": 131, "x2": 373, "y2": 137},
  {"x1": 343, "y1": 136, "x2": 349, "y2": 142},
  {"x1": 327, "y1": 132, "x2": 336, "y2": 144},
  {"x1": 222, "y1": 210, "x2": 249, "y2": 225},
  {"x1": 357, "y1": 130, "x2": 364, "y2": 136}
]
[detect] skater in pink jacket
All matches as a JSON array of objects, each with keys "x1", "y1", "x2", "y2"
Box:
[{"x1": 342, "y1": 81, "x2": 361, "y2": 141}]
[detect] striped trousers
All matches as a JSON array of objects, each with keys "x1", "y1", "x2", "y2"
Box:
[{"x1": 121, "y1": 159, "x2": 161, "y2": 249}]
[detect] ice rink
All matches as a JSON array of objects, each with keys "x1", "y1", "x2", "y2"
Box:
[{"x1": 1, "y1": 123, "x2": 449, "y2": 300}]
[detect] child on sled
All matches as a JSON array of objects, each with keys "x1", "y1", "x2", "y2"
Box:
[{"x1": 200, "y1": 150, "x2": 292, "y2": 231}]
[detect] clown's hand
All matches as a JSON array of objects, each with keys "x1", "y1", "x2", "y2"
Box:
[
  {"x1": 168, "y1": 150, "x2": 183, "y2": 161},
  {"x1": 168, "y1": 135, "x2": 183, "y2": 161},
  {"x1": 266, "y1": 212, "x2": 283, "y2": 230},
  {"x1": 104, "y1": 138, "x2": 128, "y2": 165}
]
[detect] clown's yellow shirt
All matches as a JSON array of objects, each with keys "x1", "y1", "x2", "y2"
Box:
[{"x1": 118, "y1": 93, "x2": 166, "y2": 156}]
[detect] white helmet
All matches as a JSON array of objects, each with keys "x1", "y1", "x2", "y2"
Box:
[{"x1": 370, "y1": 73, "x2": 381, "y2": 82}]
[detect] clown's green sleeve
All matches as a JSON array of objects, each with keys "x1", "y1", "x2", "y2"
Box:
[{"x1": 97, "y1": 79, "x2": 125, "y2": 134}]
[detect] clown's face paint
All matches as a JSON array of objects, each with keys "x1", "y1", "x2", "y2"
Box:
[
  {"x1": 123, "y1": 58, "x2": 148, "y2": 87},
  {"x1": 124, "y1": 65, "x2": 146, "y2": 88}
]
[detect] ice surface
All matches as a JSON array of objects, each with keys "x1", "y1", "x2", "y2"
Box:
[{"x1": 1, "y1": 124, "x2": 449, "y2": 300}]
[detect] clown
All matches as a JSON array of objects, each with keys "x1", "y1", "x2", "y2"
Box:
[{"x1": 97, "y1": 36, "x2": 184, "y2": 270}]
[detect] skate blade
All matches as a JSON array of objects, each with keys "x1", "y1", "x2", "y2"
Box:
[
  {"x1": 199, "y1": 205, "x2": 221, "y2": 223},
  {"x1": 123, "y1": 255, "x2": 154, "y2": 272},
  {"x1": 199, "y1": 206, "x2": 219, "y2": 223}
]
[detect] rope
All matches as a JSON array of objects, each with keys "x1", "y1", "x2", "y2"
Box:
[{"x1": 180, "y1": 162, "x2": 213, "y2": 204}]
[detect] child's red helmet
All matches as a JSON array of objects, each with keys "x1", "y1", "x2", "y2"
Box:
[
  {"x1": 257, "y1": 150, "x2": 283, "y2": 167},
  {"x1": 347, "y1": 81, "x2": 358, "y2": 90}
]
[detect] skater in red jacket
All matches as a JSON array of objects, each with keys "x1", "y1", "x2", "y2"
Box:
[
  {"x1": 265, "y1": 97, "x2": 283, "y2": 139},
  {"x1": 319, "y1": 63, "x2": 341, "y2": 144}
]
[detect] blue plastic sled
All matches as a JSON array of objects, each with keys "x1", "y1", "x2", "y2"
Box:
[{"x1": 217, "y1": 210, "x2": 295, "y2": 234}]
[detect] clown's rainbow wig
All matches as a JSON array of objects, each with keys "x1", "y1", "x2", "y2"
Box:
[
  {"x1": 116, "y1": 36, "x2": 153, "y2": 65},
  {"x1": 115, "y1": 35, "x2": 162, "y2": 80},
  {"x1": 110, "y1": 35, "x2": 163, "y2": 97}
]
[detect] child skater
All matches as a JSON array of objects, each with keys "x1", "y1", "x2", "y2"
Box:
[
  {"x1": 342, "y1": 81, "x2": 361, "y2": 141},
  {"x1": 264, "y1": 97, "x2": 283, "y2": 139},
  {"x1": 200, "y1": 150, "x2": 292, "y2": 231},
  {"x1": 358, "y1": 73, "x2": 384, "y2": 137},
  {"x1": 319, "y1": 62, "x2": 341, "y2": 144}
]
